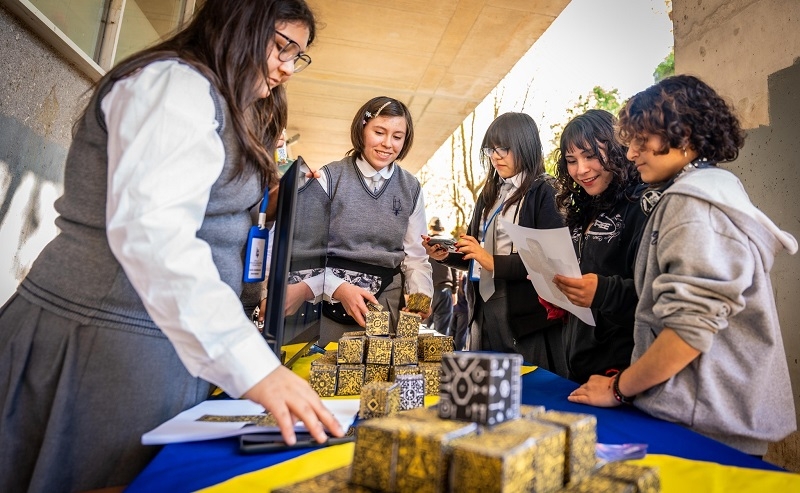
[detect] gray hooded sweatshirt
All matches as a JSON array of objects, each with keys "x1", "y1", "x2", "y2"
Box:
[{"x1": 632, "y1": 167, "x2": 797, "y2": 455}]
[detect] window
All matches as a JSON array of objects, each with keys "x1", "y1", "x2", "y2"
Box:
[{"x1": 2, "y1": 0, "x2": 195, "y2": 79}]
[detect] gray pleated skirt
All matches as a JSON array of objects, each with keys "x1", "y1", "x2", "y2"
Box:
[{"x1": 0, "y1": 294, "x2": 211, "y2": 492}]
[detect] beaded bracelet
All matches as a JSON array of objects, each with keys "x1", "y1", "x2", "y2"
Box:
[{"x1": 612, "y1": 370, "x2": 635, "y2": 405}]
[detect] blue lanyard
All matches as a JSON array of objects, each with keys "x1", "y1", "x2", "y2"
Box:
[
  {"x1": 256, "y1": 186, "x2": 270, "y2": 229},
  {"x1": 482, "y1": 202, "x2": 506, "y2": 240}
]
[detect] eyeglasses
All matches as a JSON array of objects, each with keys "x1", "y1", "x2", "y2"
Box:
[
  {"x1": 481, "y1": 147, "x2": 510, "y2": 158},
  {"x1": 275, "y1": 31, "x2": 312, "y2": 73}
]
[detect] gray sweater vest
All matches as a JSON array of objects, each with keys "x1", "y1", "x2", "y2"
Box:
[
  {"x1": 325, "y1": 157, "x2": 420, "y2": 270},
  {"x1": 19, "y1": 61, "x2": 262, "y2": 333}
]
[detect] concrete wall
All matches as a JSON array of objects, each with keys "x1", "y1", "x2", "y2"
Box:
[
  {"x1": 673, "y1": 0, "x2": 800, "y2": 470},
  {"x1": 0, "y1": 5, "x2": 92, "y2": 302}
]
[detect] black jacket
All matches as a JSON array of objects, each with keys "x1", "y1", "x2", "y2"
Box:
[
  {"x1": 563, "y1": 183, "x2": 648, "y2": 383},
  {"x1": 442, "y1": 176, "x2": 564, "y2": 340}
]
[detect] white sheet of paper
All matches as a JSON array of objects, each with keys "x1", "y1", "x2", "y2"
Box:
[
  {"x1": 500, "y1": 220, "x2": 595, "y2": 326},
  {"x1": 141, "y1": 398, "x2": 359, "y2": 445}
]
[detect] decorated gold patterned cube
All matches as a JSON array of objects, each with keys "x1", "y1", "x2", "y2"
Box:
[
  {"x1": 366, "y1": 336, "x2": 393, "y2": 365},
  {"x1": 273, "y1": 466, "x2": 373, "y2": 493},
  {"x1": 365, "y1": 310, "x2": 390, "y2": 336},
  {"x1": 365, "y1": 363, "x2": 389, "y2": 383},
  {"x1": 399, "y1": 405, "x2": 438, "y2": 420},
  {"x1": 596, "y1": 462, "x2": 660, "y2": 493},
  {"x1": 366, "y1": 301, "x2": 384, "y2": 312},
  {"x1": 393, "y1": 337, "x2": 418, "y2": 365},
  {"x1": 394, "y1": 416, "x2": 478, "y2": 493},
  {"x1": 493, "y1": 418, "x2": 566, "y2": 493},
  {"x1": 420, "y1": 335, "x2": 446, "y2": 362},
  {"x1": 418, "y1": 362, "x2": 441, "y2": 395},
  {"x1": 449, "y1": 431, "x2": 538, "y2": 493},
  {"x1": 309, "y1": 363, "x2": 337, "y2": 397},
  {"x1": 389, "y1": 364, "x2": 419, "y2": 381},
  {"x1": 396, "y1": 311, "x2": 421, "y2": 338},
  {"x1": 343, "y1": 330, "x2": 366, "y2": 337},
  {"x1": 520, "y1": 404, "x2": 546, "y2": 419},
  {"x1": 441, "y1": 335, "x2": 455, "y2": 354},
  {"x1": 359, "y1": 381, "x2": 401, "y2": 419},
  {"x1": 336, "y1": 364, "x2": 365, "y2": 396},
  {"x1": 561, "y1": 475, "x2": 636, "y2": 493},
  {"x1": 311, "y1": 351, "x2": 338, "y2": 367},
  {"x1": 338, "y1": 336, "x2": 365, "y2": 364},
  {"x1": 406, "y1": 292, "x2": 432, "y2": 313},
  {"x1": 536, "y1": 410, "x2": 597, "y2": 486},
  {"x1": 351, "y1": 416, "x2": 412, "y2": 491}
]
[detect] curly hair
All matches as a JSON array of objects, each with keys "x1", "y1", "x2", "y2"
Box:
[
  {"x1": 479, "y1": 112, "x2": 545, "y2": 221},
  {"x1": 554, "y1": 110, "x2": 640, "y2": 230},
  {"x1": 616, "y1": 75, "x2": 745, "y2": 163}
]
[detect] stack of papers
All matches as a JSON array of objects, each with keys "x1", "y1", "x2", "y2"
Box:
[{"x1": 142, "y1": 399, "x2": 359, "y2": 445}]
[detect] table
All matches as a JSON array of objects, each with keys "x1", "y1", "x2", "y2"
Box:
[{"x1": 127, "y1": 367, "x2": 787, "y2": 492}]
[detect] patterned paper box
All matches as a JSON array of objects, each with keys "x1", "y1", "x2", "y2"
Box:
[
  {"x1": 399, "y1": 405, "x2": 438, "y2": 420},
  {"x1": 336, "y1": 364, "x2": 365, "y2": 396},
  {"x1": 406, "y1": 293, "x2": 431, "y2": 313},
  {"x1": 365, "y1": 363, "x2": 390, "y2": 383},
  {"x1": 343, "y1": 330, "x2": 367, "y2": 337},
  {"x1": 351, "y1": 416, "x2": 412, "y2": 491},
  {"x1": 493, "y1": 418, "x2": 567, "y2": 493},
  {"x1": 366, "y1": 301, "x2": 384, "y2": 312},
  {"x1": 366, "y1": 336, "x2": 393, "y2": 365},
  {"x1": 365, "y1": 310, "x2": 390, "y2": 336},
  {"x1": 394, "y1": 373, "x2": 425, "y2": 410},
  {"x1": 596, "y1": 462, "x2": 660, "y2": 493},
  {"x1": 273, "y1": 466, "x2": 372, "y2": 493},
  {"x1": 338, "y1": 336, "x2": 365, "y2": 364},
  {"x1": 419, "y1": 335, "x2": 442, "y2": 362},
  {"x1": 311, "y1": 351, "x2": 339, "y2": 367},
  {"x1": 561, "y1": 475, "x2": 636, "y2": 493},
  {"x1": 393, "y1": 337, "x2": 418, "y2": 365},
  {"x1": 418, "y1": 362, "x2": 441, "y2": 395},
  {"x1": 520, "y1": 404, "x2": 546, "y2": 419},
  {"x1": 309, "y1": 363, "x2": 337, "y2": 397},
  {"x1": 438, "y1": 352, "x2": 523, "y2": 425},
  {"x1": 536, "y1": 410, "x2": 597, "y2": 486},
  {"x1": 440, "y1": 335, "x2": 455, "y2": 354},
  {"x1": 394, "y1": 417, "x2": 478, "y2": 493},
  {"x1": 449, "y1": 431, "x2": 538, "y2": 493},
  {"x1": 359, "y1": 381, "x2": 401, "y2": 419},
  {"x1": 396, "y1": 311, "x2": 421, "y2": 338},
  {"x1": 389, "y1": 364, "x2": 419, "y2": 381}
]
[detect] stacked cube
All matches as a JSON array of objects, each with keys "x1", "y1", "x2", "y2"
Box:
[
  {"x1": 308, "y1": 305, "x2": 454, "y2": 399},
  {"x1": 293, "y1": 351, "x2": 660, "y2": 492}
]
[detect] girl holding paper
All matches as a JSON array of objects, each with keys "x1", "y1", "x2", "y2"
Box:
[
  {"x1": 423, "y1": 112, "x2": 566, "y2": 375},
  {"x1": 552, "y1": 109, "x2": 647, "y2": 384}
]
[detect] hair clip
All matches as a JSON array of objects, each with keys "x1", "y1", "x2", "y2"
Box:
[{"x1": 374, "y1": 101, "x2": 392, "y2": 118}]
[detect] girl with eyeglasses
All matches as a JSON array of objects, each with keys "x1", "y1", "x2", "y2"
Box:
[
  {"x1": 423, "y1": 112, "x2": 567, "y2": 375},
  {"x1": 551, "y1": 109, "x2": 647, "y2": 384},
  {"x1": 568, "y1": 75, "x2": 796, "y2": 456},
  {"x1": 0, "y1": 1, "x2": 343, "y2": 490}
]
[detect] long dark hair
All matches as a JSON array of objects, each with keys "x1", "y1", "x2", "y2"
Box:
[
  {"x1": 347, "y1": 96, "x2": 415, "y2": 162},
  {"x1": 95, "y1": 0, "x2": 315, "y2": 188},
  {"x1": 554, "y1": 110, "x2": 639, "y2": 229},
  {"x1": 617, "y1": 75, "x2": 745, "y2": 164},
  {"x1": 479, "y1": 112, "x2": 545, "y2": 221}
]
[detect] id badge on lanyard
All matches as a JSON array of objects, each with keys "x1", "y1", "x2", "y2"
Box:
[
  {"x1": 243, "y1": 187, "x2": 271, "y2": 283},
  {"x1": 469, "y1": 203, "x2": 504, "y2": 282}
]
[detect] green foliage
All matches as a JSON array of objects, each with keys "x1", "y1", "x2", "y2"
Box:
[
  {"x1": 544, "y1": 86, "x2": 623, "y2": 172},
  {"x1": 654, "y1": 50, "x2": 674, "y2": 82}
]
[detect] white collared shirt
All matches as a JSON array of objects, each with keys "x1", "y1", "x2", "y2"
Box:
[
  {"x1": 485, "y1": 172, "x2": 526, "y2": 255},
  {"x1": 103, "y1": 60, "x2": 278, "y2": 398}
]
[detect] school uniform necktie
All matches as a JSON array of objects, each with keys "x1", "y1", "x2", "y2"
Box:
[
  {"x1": 371, "y1": 174, "x2": 382, "y2": 193},
  {"x1": 479, "y1": 182, "x2": 513, "y2": 302}
]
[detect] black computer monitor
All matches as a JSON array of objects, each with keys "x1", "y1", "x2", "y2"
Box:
[{"x1": 262, "y1": 158, "x2": 300, "y2": 357}]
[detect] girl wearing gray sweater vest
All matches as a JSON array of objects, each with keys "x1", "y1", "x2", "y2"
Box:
[
  {"x1": 0, "y1": 2, "x2": 343, "y2": 491},
  {"x1": 318, "y1": 97, "x2": 433, "y2": 344},
  {"x1": 568, "y1": 75, "x2": 797, "y2": 456}
]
